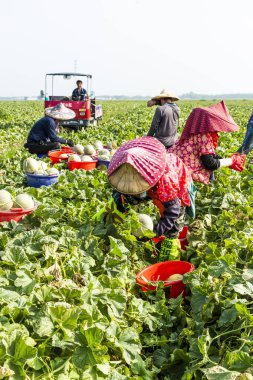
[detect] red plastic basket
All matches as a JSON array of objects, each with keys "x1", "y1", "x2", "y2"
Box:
[
  {"x1": 179, "y1": 225, "x2": 188, "y2": 250},
  {"x1": 48, "y1": 149, "x2": 74, "y2": 165},
  {"x1": 0, "y1": 203, "x2": 37, "y2": 223},
  {"x1": 61, "y1": 146, "x2": 74, "y2": 153},
  {"x1": 67, "y1": 160, "x2": 98, "y2": 171},
  {"x1": 136, "y1": 260, "x2": 195, "y2": 298}
]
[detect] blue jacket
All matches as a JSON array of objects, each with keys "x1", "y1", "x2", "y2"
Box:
[
  {"x1": 26, "y1": 116, "x2": 66, "y2": 144},
  {"x1": 72, "y1": 87, "x2": 87, "y2": 100}
]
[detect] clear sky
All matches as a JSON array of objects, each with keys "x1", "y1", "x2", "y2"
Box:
[{"x1": 0, "y1": 0, "x2": 252, "y2": 97}]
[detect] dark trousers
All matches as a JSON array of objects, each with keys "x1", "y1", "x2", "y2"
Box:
[{"x1": 24, "y1": 141, "x2": 61, "y2": 154}]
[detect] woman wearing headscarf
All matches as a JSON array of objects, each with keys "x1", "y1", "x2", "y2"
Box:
[
  {"x1": 107, "y1": 136, "x2": 193, "y2": 260},
  {"x1": 168, "y1": 101, "x2": 246, "y2": 184}
]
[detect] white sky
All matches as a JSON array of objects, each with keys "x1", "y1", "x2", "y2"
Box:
[{"x1": 0, "y1": 0, "x2": 252, "y2": 97}]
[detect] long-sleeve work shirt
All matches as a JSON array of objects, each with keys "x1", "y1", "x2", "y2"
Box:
[{"x1": 26, "y1": 116, "x2": 66, "y2": 144}]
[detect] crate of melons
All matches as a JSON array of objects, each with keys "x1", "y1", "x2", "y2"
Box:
[
  {"x1": 23, "y1": 157, "x2": 60, "y2": 188},
  {"x1": 67, "y1": 154, "x2": 98, "y2": 171},
  {"x1": 0, "y1": 189, "x2": 37, "y2": 222}
]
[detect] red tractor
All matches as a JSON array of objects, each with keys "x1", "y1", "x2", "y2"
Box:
[{"x1": 44, "y1": 72, "x2": 103, "y2": 130}]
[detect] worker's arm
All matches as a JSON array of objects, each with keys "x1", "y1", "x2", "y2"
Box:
[
  {"x1": 147, "y1": 107, "x2": 162, "y2": 136},
  {"x1": 112, "y1": 191, "x2": 150, "y2": 213},
  {"x1": 112, "y1": 190, "x2": 126, "y2": 213},
  {"x1": 46, "y1": 119, "x2": 67, "y2": 144},
  {"x1": 154, "y1": 197, "x2": 181, "y2": 237},
  {"x1": 200, "y1": 154, "x2": 222, "y2": 170}
]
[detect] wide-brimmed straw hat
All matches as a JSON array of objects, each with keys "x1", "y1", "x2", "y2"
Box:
[
  {"x1": 108, "y1": 136, "x2": 166, "y2": 195},
  {"x1": 45, "y1": 103, "x2": 76, "y2": 120},
  {"x1": 152, "y1": 89, "x2": 180, "y2": 102},
  {"x1": 109, "y1": 164, "x2": 151, "y2": 194}
]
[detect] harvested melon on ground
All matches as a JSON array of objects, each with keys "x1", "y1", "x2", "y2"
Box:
[
  {"x1": 14, "y1": 194, "x2": 35, "y2": 210},
  {"x1": 132, "y1": 214, "x2": 154, "y2": 238},
  {"x1": 74, "y1": 144, "x2": 85, "y2": 155},
  {"x1": 68, "y1": 154, "x2": 81, "y2": 162},
  {"x1": 84, "y1": 144, "x2": 96, "y2": 155},
  {"x1": 0, "y1": 190, "x2": 13, "y2": 210},
  {"x1": 23, "y1": 157, "x2": 39, "y2": 173}
]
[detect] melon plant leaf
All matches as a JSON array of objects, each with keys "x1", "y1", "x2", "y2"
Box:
[{"x1": 201, "y1": 366, "x2": 241, "y2": 380}]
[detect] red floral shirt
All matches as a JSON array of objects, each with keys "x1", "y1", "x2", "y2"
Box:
[
  {"x1": 151, "y1": 153, "x2": 191, "y2": 206},
  {"x1": 169, "y1": 132, "x2": 219, "y2": 184}
]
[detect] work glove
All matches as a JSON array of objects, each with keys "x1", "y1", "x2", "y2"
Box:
[
  {"x1": 157, "y1": 237, "x2": 181, "y2": 262},
  {"x1": 229, "y1": 153, "x2": 246, "y2": 172},
  {"x1": 67, "y1": 139, "x2": 75, "y2": 147}
]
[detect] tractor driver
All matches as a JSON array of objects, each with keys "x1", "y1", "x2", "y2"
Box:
[{"x1": 72, "y1": 80, "x2": 87, "y2": 101}]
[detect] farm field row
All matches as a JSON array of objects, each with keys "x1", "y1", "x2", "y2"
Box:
[{"x1": 0, "y1": 100, "x2": 253, "y2": 379}]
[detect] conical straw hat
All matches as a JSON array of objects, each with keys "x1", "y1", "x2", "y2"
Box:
[
  {"x1": 151, "y1": 89, "x2": 179, "y2": 102},
  {"x1": 109, "y1": 163, "x2": 151, "y2": 194},
  {"x1": 45, "y1": 103, "x2": 76, "y2": 120},
  {"x1": 108, "y1": 136, "x2": 166, "y2": 194}
]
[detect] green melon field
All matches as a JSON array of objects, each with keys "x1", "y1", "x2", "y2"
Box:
[{"x1": 1, "y1": 100, "x2": 253, "y2": 380}]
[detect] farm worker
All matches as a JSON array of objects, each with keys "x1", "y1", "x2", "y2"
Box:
[
  {"x1": 24, "y1": 103, "x2": 75, "y2": 154},
  {"x1": 237, "y1": 111, "x2": 253, "y2": 154},
  {"x1": 72, "y1": 80, "x2": 87, "y2": 101},
  {"x1": 107, "y1": 136, "x2": 194, "y2": 261},
  {"x1": 168, "y1": 101, "x2": 246, "y2": 184},
  {"x1": 146, "y1": 89, "x2": 180, "y2": 148}
]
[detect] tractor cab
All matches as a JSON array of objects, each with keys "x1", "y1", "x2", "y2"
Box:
[{"x1": 44, "y1": 72, "x2": 102, "y2": 130}]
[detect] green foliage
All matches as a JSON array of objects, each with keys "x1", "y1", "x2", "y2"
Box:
[{"x1": 0, "y1": 100, "x2": 253, "y2": 379}]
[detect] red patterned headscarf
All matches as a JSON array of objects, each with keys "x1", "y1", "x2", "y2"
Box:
[
  {"x1": 179, "y1": 101, "x2": 239, "y2": 143},
  {"x1": 108, "y1": 136, "x2": 167, "y2": 187}
]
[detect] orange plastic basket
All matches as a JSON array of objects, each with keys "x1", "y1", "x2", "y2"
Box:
[
  {"x1": 0, "y1": 203, "x2": 37, "y2": 223},
  {"x1": 67, "y1": 160, "x2": 98, "y2": 171},
  {"x1": 48, "y1": 150, "x2": 73, "y2": 165},
  {"x1": 136, "y1": 260, "x2": 195, "y2": 298}
]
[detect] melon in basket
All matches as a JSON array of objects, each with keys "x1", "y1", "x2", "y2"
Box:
[
  {"x1": 23, "y1": 157, "x2": 39, "y2": 173},
  {"x1": 94, "y1": 141, "x2": 104, "y2": 150},
  {"x1": 74, "y1": 144, "x2": 85, "y2": 155},
  {"x1": 37, "y1": 161, "x2": 48, "y2": 171},
  {"x1": 98, "y1": 149, "x2": 110, "y2": 157},
  {"x1": 14, "y1": 194, "x2": 35, "y2": 210},
  {"x1": 99, "y1": 155, "x2": 110, "y2": 161},
  {"x1": 81, "y1": 155, "x2": 94, "y2": 162},
  {"x1": 46, "y1": 168, "x2": 59, "y2": 175},
  {"x1": 84, "y1": 144, "x2": 96, "y2": 155},
  {"x1": 59, "y1": 153, "x2": 68, "y2": 159},
  {"x1": 0, "y1": 190, "x2": 13, "y2": 211},
  {"x1": 68, "y1": 154, "x2": 81, "y2": 162}
]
